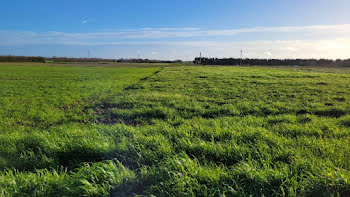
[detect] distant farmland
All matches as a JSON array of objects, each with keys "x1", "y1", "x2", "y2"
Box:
[{"x1": 0, "y1": 63, "x2": 349, "y2": 196}]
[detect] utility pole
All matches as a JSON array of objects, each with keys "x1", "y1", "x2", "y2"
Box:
[
  {"x1": 200, "y1": 52, "x2": 202, "y2": 64},
  {"x1": 240, "y1": 50, "x2": 243, "y2": 65}
]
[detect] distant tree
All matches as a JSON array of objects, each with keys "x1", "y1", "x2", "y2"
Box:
[{"x1": 193, "y1": 57, "x2": 349, "y2": 67}]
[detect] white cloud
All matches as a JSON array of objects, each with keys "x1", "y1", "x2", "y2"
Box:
[
  {"x1": 264, "y1": 51, "x2": 272, "y2": 57},
  {"x1": 286, "y1": 47, "x2": 297, "y2": 52},
  {"x1": 167, "y1": 39, "x2": 350, "y2": 60},
  {"x1": 1, "y1": 24, "x2": 350, "y2": 59},
  {"x1": 2, "y1": 24, "x2": 350, "y2": 43},
  {"x1": 82, "y1": 20, "x2": 88, "y2": 24}
]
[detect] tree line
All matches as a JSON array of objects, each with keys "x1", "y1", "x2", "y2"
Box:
[
  {"x1": 194, "y1": 57, "x2": 350, "y2": 67},
  {"x1": 0, "y1": 56, "x2": 45, "y2": 62},
  {"x1": 0, "y1": 56, "x2": 115, "y2": 63},
  {"x1": 114, "y1": 58, "x2": 182, "y2": 63},
  {"x1": 0, "y1": 55, "x2": 183, "y2": 63}
]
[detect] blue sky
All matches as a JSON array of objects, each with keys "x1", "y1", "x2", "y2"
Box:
[{"x1": 1, "y1": 0, "x2": 350, "y2": 60}]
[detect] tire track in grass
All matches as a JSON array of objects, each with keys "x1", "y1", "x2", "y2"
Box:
[
  {"x1": 93, "y1": 67, "x2": 165, "y2": 125},
  {"x1": 101, "y1": 67, "x2": 167, "y2": 196},
  {"x1": 123, "y1": 67, "x2": 164, "y2": 90}
]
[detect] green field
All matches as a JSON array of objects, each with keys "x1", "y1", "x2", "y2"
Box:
[{"x1": 0, "y1": 63, "x2": 350, "y2": 196}]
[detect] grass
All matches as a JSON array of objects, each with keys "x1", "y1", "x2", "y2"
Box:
[
  {"x1": 0, "y1": 63, "x2": 350, "y2": 196},
  {"x1": 0, "y1": 62, "x2": 189, "y2": 68},
  {"x1": 263, "y1": 65, "x2": 350, "y2": 74}
]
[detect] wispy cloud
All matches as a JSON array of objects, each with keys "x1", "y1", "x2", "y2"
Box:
[
  {"x1": 172, "y1": 39, "x2": 350, "y2": 59},
  {"x1": 1, "y1": 24, "x2": 350, "y2": 45},
  {"x1": 0, "y1": 24, "x2": 350, "y2": 59},
  {"x1": 81, "y1": 20, "x2": 88, "y2": 24}
]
